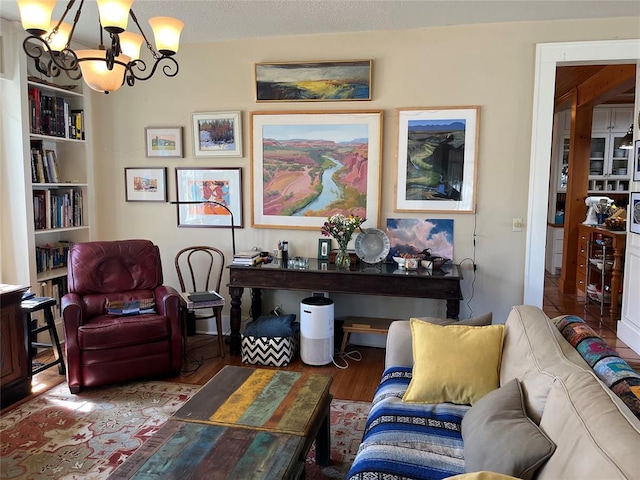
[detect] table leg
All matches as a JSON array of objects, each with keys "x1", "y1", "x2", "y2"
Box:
[
  {"x1": 250, "y1": 288, "x2": 262, "y2": 321},
  {"x1": 315, "y1": 401, "x2": 331, "y2": 467},
  {"x1": 229, "y1": 286, "x2": 244, "y2": 356},
  {"x1": 446, "y1": 299, "x2": 460, "y2": 319}
]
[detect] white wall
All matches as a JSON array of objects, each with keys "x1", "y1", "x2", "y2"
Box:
[{"x1": 85, "y1": 17, "x2": 639, "y2": 325}]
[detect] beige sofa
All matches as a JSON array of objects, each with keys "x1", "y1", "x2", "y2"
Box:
[{"x1": 350, "y1": 305, "x2": 640, "y2": 480}]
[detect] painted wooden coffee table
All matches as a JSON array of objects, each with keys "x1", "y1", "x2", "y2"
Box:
[{"x1": 109, "y1": 366, "x2": 332, "y2": 479}]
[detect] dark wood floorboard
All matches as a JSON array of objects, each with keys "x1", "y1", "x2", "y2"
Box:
[{"x1": 21, "y1": 279, "x2": 639, "y2": 410}]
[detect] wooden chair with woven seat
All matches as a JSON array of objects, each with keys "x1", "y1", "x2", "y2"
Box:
[{"x1": 175, "y1": 246, "x2": 226, "y2": 357}]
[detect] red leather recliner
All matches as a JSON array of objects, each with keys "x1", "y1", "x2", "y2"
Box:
[{"x1": 62, "y1": 239, "x2": 183, "y2": 393}]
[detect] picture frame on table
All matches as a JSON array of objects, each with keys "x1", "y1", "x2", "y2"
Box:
[
  {"x1": 630, "y1": 192, "x2": 640, "y2": 235},
  {"x1": 634, "y1": 139, "x2": 640, "y2": 182},
  {"x1": 192, "y1": 111, "x2": 243, "y2": 157},
  {"x1": 175, "y1": 167, "x2": 243, "y2": 228},
  {"x1": 255, "y1": 60, "x2": 372, "y2": 102},
  {"x1": 318, "y1": 238, "x2": 331, "y2": 259},
  {"x1": 250, "y1": 110, "x2": 383, "y2": 230},
  {"x1": 124, "y1": 167, "x2": 168, "y2": 202},
  {"x1": 394, "y1": 106, "x2": 480, "y2": 213},
  {"x1": 145, "y1": 127, "x2": 183, "y2": 158}
]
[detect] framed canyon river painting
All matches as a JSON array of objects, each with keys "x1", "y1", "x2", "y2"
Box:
[{"x1": 250, "y1": 110, "x2": 382, "y2": 230}]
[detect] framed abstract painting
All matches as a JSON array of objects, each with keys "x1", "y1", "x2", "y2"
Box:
[{"x1": 250, "y1": 110, "x2": 382, "y2": 230}]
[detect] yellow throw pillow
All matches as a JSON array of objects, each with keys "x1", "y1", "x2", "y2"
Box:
[{"x1": 403, "y1": 319, "x2": 505, "y2": 405}]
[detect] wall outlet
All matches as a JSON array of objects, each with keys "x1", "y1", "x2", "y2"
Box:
[{"x1": 512, "y1": 217, "x2": 524, "y2": 232}]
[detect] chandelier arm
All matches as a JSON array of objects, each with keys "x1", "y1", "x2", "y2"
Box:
[
  {"x1": 64, "y1": 0, "x2": 85, "y2": 49},
  {"x1": 23, "y1": 36, "x2": 81, "y2": 79},
  {"x1": 126, "y1": 56, "x2": 179, "y2": 85},
  {"x1": 44, "y1": 0, "x2": 77, "y2": 43},
  {"x1": 128, "y1": 9, "x2": 161, "y2": 60}
]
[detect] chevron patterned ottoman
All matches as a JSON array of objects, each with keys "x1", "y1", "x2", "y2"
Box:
[{"x1": 241, "y1": 334, "x2": 299, "y2": 367}]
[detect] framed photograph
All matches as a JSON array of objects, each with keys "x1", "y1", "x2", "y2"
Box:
[
  {"x1": 634, "y1": 139, "x2": 640, "y2": 182},
  {"x1": 255, "y1": 60, "x2": 372, "y2": 102},
  {"x1": 192, "y1": 111, "x2": 243, "y2": 157},
  {"x1": 175, "y1": 167, "x2": 243, "y2": 228},
  {"x1": 394, "y1": 106, "x2": 480, "y2": 213},
  {"x1": 250, "y1": 110, "x2": 382, "y2": 230},
  {"x1": 631, "y1": 192, "x2": 640, "y2": 235},
  {"x1": 124, "y1": 168, "x2": 168, "y2": 202},
  {"x1": 145, "y1": 127, "x2": 183, "y2": 158},
  {"x1": 318, "y1": 238, "x2": 331, "y2": 259}
]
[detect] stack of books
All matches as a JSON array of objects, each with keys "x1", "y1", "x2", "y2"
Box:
[
  {"x1": 232, "y1": 250, "x2": 262, "y2": 266},
  {"x1": 182, "y1": 291, "x2": 225, "y2": 308}
]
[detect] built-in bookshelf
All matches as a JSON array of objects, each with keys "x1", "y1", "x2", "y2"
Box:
[{"x1": 23, "y1": 71, "x2": 94, "y2": 302}]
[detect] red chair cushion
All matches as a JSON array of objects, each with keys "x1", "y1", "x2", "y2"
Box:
[{"x1": 78, "y1": 314, "x2": 171, "y2": 350}]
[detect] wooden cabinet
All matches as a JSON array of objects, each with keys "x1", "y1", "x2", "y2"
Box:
[
  {"x1": 1, "y1": 285, "x2": 30, "y2": 408},
  {"x1": 576, "y1": 225, "x2": 626, "y2": 325}
]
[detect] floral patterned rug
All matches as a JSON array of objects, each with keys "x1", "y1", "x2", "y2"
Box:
[{"x1": 0, "y1": 380, "x2": 369, "y2": 479}]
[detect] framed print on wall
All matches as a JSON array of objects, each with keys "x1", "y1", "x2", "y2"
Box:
[
  {"x1": 318, "y1": 238, "x2": 331, "y2": 259},
  {"x1": 250, "y1": 110, "x2": 383, "y2": 230},
  {"x1": 145, "y1": 127, "x2": 183, "y2": 158},
  {"x1": 634, "y1": 139, "x2": 640, "y2": 182},
  {"x1": 192, "y1": 111, "x2": 243, "y2": 157},
  {"x1": 255, "y1": 60, "x2": 372, "y2": 102},
  {"x1": 394, "y1": 106, "x2": 480, "y2": 213},
  {"x1": 631, "y1": 192, "x2": 640, "y2": 235},
  {"x1": 175, "y1": 167, "x2": 243, "y2": 228},
  {"x1": 124, "y1": 167, "x2": 168, "y2": 202}
]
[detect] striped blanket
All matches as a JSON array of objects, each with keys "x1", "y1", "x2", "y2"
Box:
[{"x1": 347, "y1": 367, "x2": 469, "y2": 480}]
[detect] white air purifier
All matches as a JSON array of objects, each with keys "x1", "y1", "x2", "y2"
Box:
[{"x1": 300, "y1": 296, "x2": 334, "y2": 365}]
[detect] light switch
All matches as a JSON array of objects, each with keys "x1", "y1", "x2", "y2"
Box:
[{"x1": 512, "y1": 218, "x2": 523, "y2": 232}]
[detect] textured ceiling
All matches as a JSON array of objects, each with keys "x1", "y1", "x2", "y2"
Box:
[{"x1": 1, "y1": 0, "x2": 639, "y2": 46}]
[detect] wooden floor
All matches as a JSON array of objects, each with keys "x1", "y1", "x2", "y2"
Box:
[{"x1": 23, "y1": 280, "x2": 639, "y2": 409}]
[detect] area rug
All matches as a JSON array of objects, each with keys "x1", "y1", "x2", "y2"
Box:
[
  {"x1": 1, "y1": 381, "x2": 369, "y2": 480},
  {"x1": 0, "y1": 381, "x2": 199, "y2": 479},
  {"x1": 305, "y1": 400, "x2": 370, "y2": 479}
]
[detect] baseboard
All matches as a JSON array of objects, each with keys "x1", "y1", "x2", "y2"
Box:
[{"x1": 195, "y1": 314, "x2": 231, "y2": 335}]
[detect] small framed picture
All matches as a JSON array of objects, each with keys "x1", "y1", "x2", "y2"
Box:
[
  {"x1": 634, "y1": 139, "x2": 640, "y2": 182},
  {"x1": 631, "y1": 192, "x2": 640, "y2": 235},
  {"x1": 124, "y1": 168, "x2": 168, "y2": 202},
  {"x1": 318, "y1": 238, "x2": 331, "y2": 259},
  {"x1": 145, "y1": 127, "x2": 183, "y2": 158},
  {"x1": 192, "y1": 111, "x2": 243, "y2": 157}
]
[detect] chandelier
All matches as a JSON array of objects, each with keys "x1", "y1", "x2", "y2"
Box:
[{"x1": 17, "y1": 0, "x2": 184, "y2": 94}]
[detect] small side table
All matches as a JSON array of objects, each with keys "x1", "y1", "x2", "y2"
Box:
[
  {"x1": 22, "y1": 296, "x2": 66, "y2": 375},
  {"x1": 340, "y1": 316, "x2": 394, "y2": 353}
]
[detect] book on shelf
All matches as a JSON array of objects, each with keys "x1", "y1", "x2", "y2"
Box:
[{"x1": 181, "y1": 290, "x2": 225, "y2": 308}]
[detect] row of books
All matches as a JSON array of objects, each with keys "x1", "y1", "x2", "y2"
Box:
[
  {"x1": 30, "y1": 140, "x2": 60, "y2": 183},
  {"x1": 40, "y1": 276, "x2": 68, "y2": 318},
  {"x1": 231, "y1": 250, "x2": 263, "y2": 266},
  {"x1": 33, "y1": 188, "x2": 84, "y2": 230},
  {"x1": 35, "y1": 241, "x2": 73, "y2": 274},
  {"x1": 28, "y1": 85, "x2": 85, "y2": 139}
]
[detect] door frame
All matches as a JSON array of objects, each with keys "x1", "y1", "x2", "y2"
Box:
[{"x1": 524, "y1": 39, "x2": 640, "y2": 306}]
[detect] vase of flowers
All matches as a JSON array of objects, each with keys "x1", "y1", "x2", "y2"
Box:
[{"x1": 321, "y1": 213, "x2": 365, "y2": 270}]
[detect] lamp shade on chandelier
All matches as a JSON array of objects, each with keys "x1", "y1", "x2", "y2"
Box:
[{"x1": 17, "y1": 0, "x2": 184, "y2": 94}]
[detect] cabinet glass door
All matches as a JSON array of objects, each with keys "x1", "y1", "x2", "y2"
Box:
[
  {"x1": 589, "y1": 137, "x2": 606, "y2": 176},
  {"x1": 609, "y1": 134, "x2": 630, "y2": 177},
  {"x1": 559, "y1": 137, "x2": 569, "y2": 190}
]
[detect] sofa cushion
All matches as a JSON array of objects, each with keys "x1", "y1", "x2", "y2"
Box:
[
  {"x1": 537, "y1": 371, "x2": 640, "y2": 479},
  {"x1": 499, "y1": 306, "x2": 589, "y2": 423},
  {"x1": 403, "y1": 320, "x2": 504, "y2": 405},
  {"x1": 462, "y1": 379, "x2": 556, "y2": 480}
]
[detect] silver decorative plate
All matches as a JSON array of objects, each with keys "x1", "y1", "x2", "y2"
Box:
[{"x1": 355, "y1": 228, "x2": 390, "y2": 264}]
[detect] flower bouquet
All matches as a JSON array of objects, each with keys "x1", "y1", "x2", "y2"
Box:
[{"x1": 321, "y1": 213, "x2": 365, "y2": 269}]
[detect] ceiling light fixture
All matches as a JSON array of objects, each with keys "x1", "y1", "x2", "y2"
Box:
[
  {"x1": 17, "y1": 0, "x2": 184, "y2": 94},
  {"x1": 620, "y1": 124, "x2": 634, "y2": 149}
]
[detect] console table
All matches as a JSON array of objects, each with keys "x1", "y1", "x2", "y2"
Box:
[{"x1": 227, "y1": 260, "x2": 463, "y2": 356}]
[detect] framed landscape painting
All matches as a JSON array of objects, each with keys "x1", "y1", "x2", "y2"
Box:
[
  {"x1": 124, "y1": 167, "x2": 167, "y2": 202},
  {"x1": 250, "y1": 110, "x2": 382, "y2": 230},
  {"x1": 175, "y1": 167, "x2": 243, "y2": 228},
  {"x1": 255, "y1": 60, "x2": 372, "y2": 102},
  {"x1": 386, "y1": 218, "x2": 454, "y2": 260},
  {"x1": 192, "y1": 111, "x2": 243, "y2": 157},
  {"x1": 395, "y1": 106, "x2": 480, "y2": 213},
  {"x1": 145, "y1": 127, "x2": 183, "y2": 158}
]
